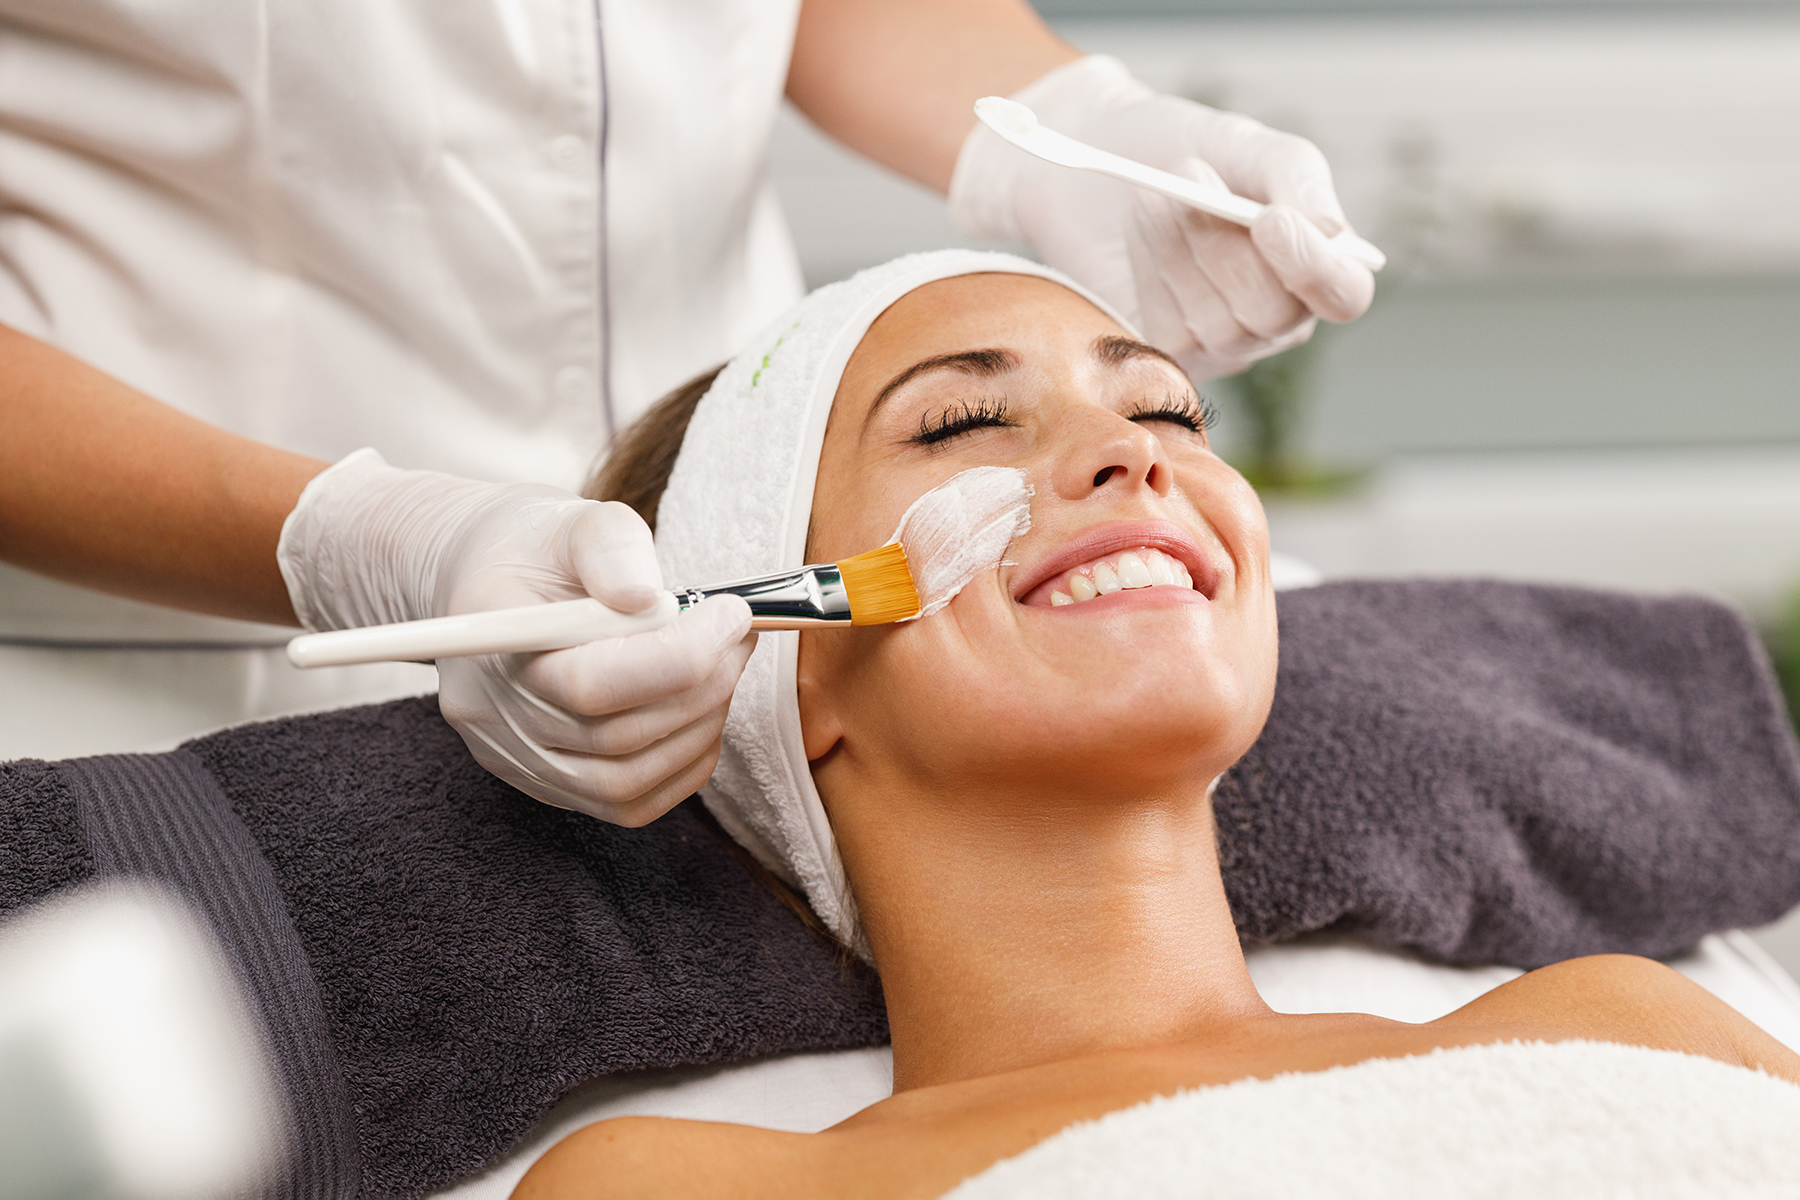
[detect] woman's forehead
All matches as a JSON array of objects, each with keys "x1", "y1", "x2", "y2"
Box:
[{"x1": 837, "y1": 274, "x2": 1128, "y2": 406}]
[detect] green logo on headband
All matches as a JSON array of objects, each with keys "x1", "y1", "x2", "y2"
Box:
[{"x1": 749, "y1": 323, "x2": 801, "y2": 390}]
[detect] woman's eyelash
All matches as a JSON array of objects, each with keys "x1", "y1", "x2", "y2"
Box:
[
  {"x1": 1125, "y1": 392, "x2": 1219, "y2": 433},
  {"x1": 910, "y1": 392, "x2": 1214, "y2": 447},
  {"x1": 911, "y1": 396, "x2": 1017, "y2": 446}
]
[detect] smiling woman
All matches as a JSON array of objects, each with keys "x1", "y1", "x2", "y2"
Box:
[{"x1": 541, "y1": 254, "x2": 1800, "y2": 1198}]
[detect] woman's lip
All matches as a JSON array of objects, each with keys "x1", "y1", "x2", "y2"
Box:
[
  {"x1": 1008, "y1": 519, "x2": 1220, "y2": 603},
  {"x1": 1020, "y1": 585, "x2": 1210, "y2": 616}
]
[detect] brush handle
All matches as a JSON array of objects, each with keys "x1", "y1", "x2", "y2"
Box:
[
  {"x1": 684, "y1": 564, "x2": 853, "y2": 629},
  {"x1": 285, "y1": 593, "x2": 682, "y2": 668},
  {"x1": 285, "y1": 563, "x2": 864, "y2": 667}
]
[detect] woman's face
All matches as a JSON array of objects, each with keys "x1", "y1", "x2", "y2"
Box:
[{"x1": 799, "y1": 273, "x2": 1276, "y2": 802}]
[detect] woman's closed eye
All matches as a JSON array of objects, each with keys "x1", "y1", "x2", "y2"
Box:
[
  {"x1": 1124, "y1": 392, "x2": 1218, "y2": 439},
  {"x1": 910, "y1": 396, "x2": 1018, "y2": 448}
]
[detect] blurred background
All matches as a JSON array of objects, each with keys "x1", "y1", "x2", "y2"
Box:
[{"x1": 770, "y1": 0, "x2": 1800, "y2": 969}]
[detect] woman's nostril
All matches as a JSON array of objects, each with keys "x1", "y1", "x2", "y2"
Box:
[{"x1": 1094, "y1": 466, "x2": 1122, "y2": 487}]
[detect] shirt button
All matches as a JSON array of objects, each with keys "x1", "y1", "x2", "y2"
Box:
[
  {"x1": 549, "y1": 134, "x2": 587, "y2": 173},
  {"x1": 554, "y1": 365, "x2": 592, "y2": 404}
]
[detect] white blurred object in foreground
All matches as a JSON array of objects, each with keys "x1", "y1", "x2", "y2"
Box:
[{"x1": 0, "y1": 884, "x2": 282, "y2": 1200}]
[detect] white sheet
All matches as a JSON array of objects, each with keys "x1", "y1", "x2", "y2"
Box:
[{"x1": 430, "y1": 930, "x2": 1800, "y2": 1198}]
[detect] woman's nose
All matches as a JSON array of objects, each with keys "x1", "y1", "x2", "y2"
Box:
[{"x1": 1049, "y1": 410, "x2": 1174, "y2": 501}]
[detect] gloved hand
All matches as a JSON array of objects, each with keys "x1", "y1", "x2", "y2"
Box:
[
  {"x1": 278, "y1": 449, "x2": 755, "y2": 826},
  {"x1": 950, "y1": 55, "x2": 1375, "y2": 382}
]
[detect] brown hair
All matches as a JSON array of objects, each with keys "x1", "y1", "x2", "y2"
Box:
[
  {"x1": 582, "y1": 365, "x2": 721, "y2": 518},
  {"x1": 584, "y1": 365, "x2": 845, "y2": 955}
]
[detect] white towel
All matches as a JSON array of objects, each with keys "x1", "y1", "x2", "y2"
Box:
[
  {"x1": 943, "y1": 1040, "x2": 1800, "y2": 1199},
  {"x1": 654, "y1": 251, "x2": 1128, "y2": 948}
]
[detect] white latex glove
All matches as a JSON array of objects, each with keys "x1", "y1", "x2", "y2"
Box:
[
  {"x1": 278, "y1": 449, "x2": 755, "y2": 826},
  {"x1": 950, "y1": 55, "x2": 1375, "y2": 382}
]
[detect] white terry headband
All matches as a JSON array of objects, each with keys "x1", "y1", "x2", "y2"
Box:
[{"x1": 655, "y1": 250, "x2": 1131, "y2": 948}]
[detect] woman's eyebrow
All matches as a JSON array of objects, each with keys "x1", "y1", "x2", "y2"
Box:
[
  {"x1": 868, "y1": 348, "x2": 1021, "y2": 418},
  {"x1": 1092, "y1": 335, "x2": 1185, "y2": 375}
]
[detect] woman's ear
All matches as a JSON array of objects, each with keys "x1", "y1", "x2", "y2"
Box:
[{"x1": 796, "y1": 633, "x2": 846, "y2": 762}]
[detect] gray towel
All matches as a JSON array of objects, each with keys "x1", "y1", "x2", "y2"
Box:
[
  {"x1": 1216, "y1": 579, "x2": 1800, "y2": 967},
  {"x1": 1, "y1": 702, "x2": 887, "y2": 1199}
]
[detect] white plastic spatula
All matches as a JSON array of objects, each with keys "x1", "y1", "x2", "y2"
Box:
[{"x1": 973, "y1": 96, "x2": 1387, "y2": 273}]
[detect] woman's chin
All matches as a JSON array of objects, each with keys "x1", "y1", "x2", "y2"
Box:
[{"x1": 916, "y1": 665, "x2": 1260, "y2": 795}]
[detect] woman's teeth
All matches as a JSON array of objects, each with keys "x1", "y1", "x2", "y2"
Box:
[{"x1": 1048, "y1": 548, "x2": 1193, "y2": 606}]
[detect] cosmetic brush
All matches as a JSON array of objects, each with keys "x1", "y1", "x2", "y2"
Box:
[
  {"x1": 285, "y1": 543, "x2": 919, "y2": 668},
  {"x1": 286, "y1": 464, "x2": 1033, "y2": 669},
  {"x1": 974, "y1": 95, "x2": 1387, "y2": 273}
]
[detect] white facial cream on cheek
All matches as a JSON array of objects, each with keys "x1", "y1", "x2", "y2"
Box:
[{"x1": 891, "y1": 466, "x2": 1033, "y2": 619}]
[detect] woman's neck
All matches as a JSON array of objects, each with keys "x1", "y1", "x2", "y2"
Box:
[{"x1": 836, "y1": 776, "x2": 1268, "y2": 1093}]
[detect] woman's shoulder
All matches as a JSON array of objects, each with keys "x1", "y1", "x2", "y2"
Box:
[
  {"x1": 512, "y1": 1114, "x2": 819, "y2": 1199},
  {"x1": 1437, "y1": 952, "x2": 1714, "y2": 1042},
  {"x1": 1434, "y1": 952, "x2": 1800, "y2": 1082}
]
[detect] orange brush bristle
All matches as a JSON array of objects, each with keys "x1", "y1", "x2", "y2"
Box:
[{"x1": 838, "y1": 542, "x2": 921, "y2": 626}]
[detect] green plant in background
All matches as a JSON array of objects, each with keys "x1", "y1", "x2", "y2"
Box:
[
  {"x1": 1224, "y1": 338, "x2": 1310, "y2": 488},
  {"x1": 1220, "y1": 334, "x2": 1343, "y2": 493},
  {"x1": 1771, "y1": 582, "x2": 1800, "y2": 740},
  {"x1": 1218, "y1": 124, "x2": 1444, "y2": 498}
]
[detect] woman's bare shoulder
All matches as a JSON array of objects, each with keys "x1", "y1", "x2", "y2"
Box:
[
  {"x1": 1433, "y1": 953, "x2": 1800, "y2": 1084},
  {"x1": 511, "y1": 1114, "x2": 817, "y2": 1200}
]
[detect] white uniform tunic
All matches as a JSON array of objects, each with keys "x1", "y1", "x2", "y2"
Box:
[{"x1": 0, "y1": 0, "x2": 806, "y2": 756}]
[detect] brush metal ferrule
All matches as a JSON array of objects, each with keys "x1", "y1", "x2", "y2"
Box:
[{"x1": 674, "y1": 564, "x2": 851, "y2": 629}]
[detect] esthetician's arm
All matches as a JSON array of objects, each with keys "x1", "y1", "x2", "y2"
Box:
[
  {"x1": 0, "y1": 323, "x2": 753, "y2": 827},
  {"x1": 0, "y1": 322, "x2": 319, "y2": 625},
  {"x1": 787, "y1": 0, "x2": 1376, "y2": 381},
  {"x1": 787, "y1": 0, "x2": 1075, "y2": 193}
]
